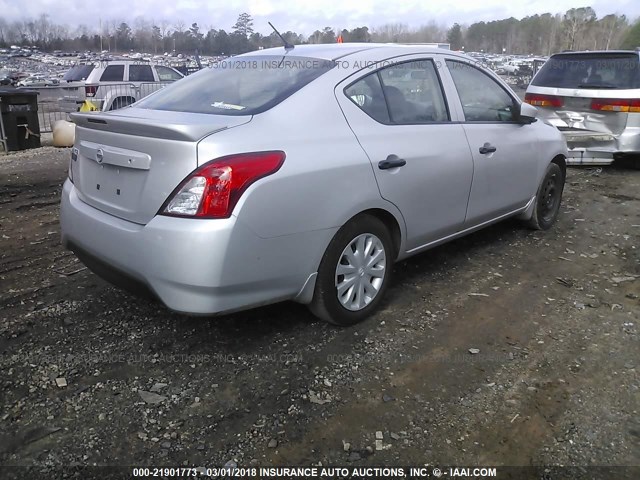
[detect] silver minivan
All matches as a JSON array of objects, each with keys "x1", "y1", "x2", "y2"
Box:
[{"x1": 525, "y1": 50, "x2": 640, "y2": 167}]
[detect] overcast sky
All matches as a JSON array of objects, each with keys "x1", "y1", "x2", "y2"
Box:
[{"x1": 1, "y1": 0, "x2": 638, "y2": 35}]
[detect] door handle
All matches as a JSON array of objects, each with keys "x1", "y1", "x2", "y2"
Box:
[
  {"x1": 378, "y1": 154, "x2": 406, "y2": 170},
  {"x1": 479, "y1": 143, "x2": 497, "y2": 155}
]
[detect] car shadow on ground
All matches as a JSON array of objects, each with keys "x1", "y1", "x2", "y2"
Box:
[{"x1": 99, "y1": 216, "x2": 532, "y2": 350}]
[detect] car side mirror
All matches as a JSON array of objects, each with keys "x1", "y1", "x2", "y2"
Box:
[{"x1": 517, "y1": 102, "x2": 538, "y2": 124}]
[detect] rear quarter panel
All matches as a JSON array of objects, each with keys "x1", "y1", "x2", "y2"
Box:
[
  {"x1": 195, "y1": 73, "x2": 405, "y2": 241},
  {"x1": 532, "y1": 115, "x2": 569, "y2": 178}
]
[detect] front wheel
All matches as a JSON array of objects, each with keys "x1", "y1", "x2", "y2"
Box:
[
  {"x1": 527, "y1": 162, "x2": 564, "y2": 230},
  {"x1": 309, "y1": 215, "x2": 394, "y2": 326}
]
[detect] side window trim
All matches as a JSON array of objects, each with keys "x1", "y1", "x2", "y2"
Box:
[
  {"x1": 430, "y1": 56, "x2": 452, "y2": 123},
  {"x1": 342, "y1": 57, "x2": 452, "y2": 126},
  {"x1": 445, "y1": 59, "x2": 520, "y2": 124},
  {"x1": 100, "y1": 64, "x2": 125, "y2": 82},
  {"x1": 155, "y1": 65, "x2": 182, "y2": 81},
  {"x1": 128, "y1": 64, "x2": 155, "y2": 82},
  {"x1": 344, "y1": 71, "x2": 390, "y2": 124}
]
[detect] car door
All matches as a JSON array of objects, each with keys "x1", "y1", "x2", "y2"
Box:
[
  {"x1": 336, "y1": 57, "x2": 474, "y2": 252},
  {"x1": 442, "y1": 59, "x2": 539, "y2": 226}
]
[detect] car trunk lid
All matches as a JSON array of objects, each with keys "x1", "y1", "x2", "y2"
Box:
[{"x1": 69, "y1": 108, "x2": 251, "y2": 225}]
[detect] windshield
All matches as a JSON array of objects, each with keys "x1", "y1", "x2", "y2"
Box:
[
  {"x1": 63, "y1": 64, "x2": 94, "y2": 82},
  {"x1": 136, "y1": 56, "x2": 336, "y2": 115},
  {"x1": 531, "y1": 53, "x2": 640, "y2": 89}
]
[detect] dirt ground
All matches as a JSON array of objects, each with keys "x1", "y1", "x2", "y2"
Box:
[{"x1": 0, "y1": 145, "x2": 638, "y2": 477}]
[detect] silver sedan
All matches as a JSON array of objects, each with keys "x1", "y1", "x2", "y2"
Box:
[{"x1": 60, "y1": 43, "x2": 568, "y2": 326}]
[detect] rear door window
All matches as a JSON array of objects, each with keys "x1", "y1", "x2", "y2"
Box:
[
  {"x1": 378, "y1": 60, "x2": 449, "y2": 123},
  {"x1": 100, "y1": 65, "x2": 125, "y2": 82},
  {"x1": 128, "y1": 64, "x2": 155, "y2": 82},
  {"x1": 345, "y1": 59, "x2": 449, "y2": 124},
  {"x1": 531, "y1": 53, "x2": 640, "y2": 89}
]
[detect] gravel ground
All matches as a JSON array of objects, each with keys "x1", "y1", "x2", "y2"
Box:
[{"x1": 0, "y1": 146, "x2": 638, "y2": 478}]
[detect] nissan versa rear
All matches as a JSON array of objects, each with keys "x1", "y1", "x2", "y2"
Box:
[{"x1": 61, "y1": 44, "x2": 567, "y2": 326}]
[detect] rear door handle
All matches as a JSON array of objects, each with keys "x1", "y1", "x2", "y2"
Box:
[
  {"x1": 479, "y1": 143, "x2": 497, "y2": 155},
  {"x1": 378, "y1": 154, "x2": 406, "y2": 170}
]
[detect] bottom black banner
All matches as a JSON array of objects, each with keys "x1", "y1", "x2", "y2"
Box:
[{"x1": 0, "y1": 465, "x2": 638, "y2": 480}]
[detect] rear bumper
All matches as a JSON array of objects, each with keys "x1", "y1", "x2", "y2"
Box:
[
  {"x1": 560, "y1": 129, "x2": 640, "y2": 166},
  {"x1": 60, "y1": 181, "x2": 327, "y2": 315},
  {"x1": 566, "y1": 149, "x2": 615, "y2": 166}
]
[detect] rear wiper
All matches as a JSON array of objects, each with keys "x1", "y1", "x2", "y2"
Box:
[{"x1": 577, "y1": 83, "x2": 617, "y2": 89}]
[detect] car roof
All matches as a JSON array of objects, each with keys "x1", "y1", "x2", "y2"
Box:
[
  {"x1": 551, "y1": 50, "x2": 639, "y2": 57},
  {"x1": 93, "y1": 60, "x2": 156, "y2": 66},
  {"x1": 244, "y1": 43, "x2": 460, "y2": 61}
]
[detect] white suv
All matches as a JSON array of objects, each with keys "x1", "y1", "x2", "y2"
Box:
[{"x1": 83, "y1": 60, "x2": 184, "y2": 111}]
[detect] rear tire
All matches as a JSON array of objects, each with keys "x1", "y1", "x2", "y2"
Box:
[
  {"x1": 527, "y1": 162, "x2": 564, "y2": 230},
  {"x1": 616, "y1": 155, "x2": 640, "y2": 170},
  {"x1": 309, "y1": 215, "x2": 394, "y2": 326}
]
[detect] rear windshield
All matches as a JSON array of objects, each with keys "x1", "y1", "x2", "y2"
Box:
[
  {"x1": 63, "y1": 64, "x2": 94, "y2": 82},
  {"x1": 136, "y1": 56, "x2": 336, "y2": 115},
  {"x1": 531, "y1": 53, "x2": 640, "y2": 89}
]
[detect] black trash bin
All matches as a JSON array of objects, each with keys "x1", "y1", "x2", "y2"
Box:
[{"x1": 0, "y1": 88, "x2": 41, "y2": 152}]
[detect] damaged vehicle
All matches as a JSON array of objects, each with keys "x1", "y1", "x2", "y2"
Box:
[
  {"x1": 525, "y1": 50, "x2": 640, "y2": 167},
  {"x1": 61, "y1": 44, "x2": 567, "y2": 326}
]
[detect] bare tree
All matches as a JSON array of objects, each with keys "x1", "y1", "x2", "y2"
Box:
[
  {"x1": 0, "y1": 18, "x2": 7, "y2": 45},
  {"x1": 134, "y1": 16, "x2": 152, "y2": 52},
  {"x1": 173, "y1": 21, "x2": 185, "y2": 34},
  {"x1": 371, "y1": 23, "x2": 410, "y2": 43},
  {"x1": 159, "y1": 20, "x2": 171, "y2": 53},
  {"x1": 563, "y1": 7, "x2": 596, "y2": 50},
  {"x1": 597, "y1": 14, "x2": 628, "y2": 50},
  {"x1": 416, "y1": 21, "x2": 447, "y2": 43},
  {"x1": 110, "y1": 19, "x2": 120, "y2": 51}
]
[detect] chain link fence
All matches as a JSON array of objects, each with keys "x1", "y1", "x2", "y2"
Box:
[{"x1": 25, "y1": 82, "x2": 172, "y2": 133}]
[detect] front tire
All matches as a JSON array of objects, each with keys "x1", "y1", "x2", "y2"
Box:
[
  {"x1": 309, "y1": 215, "x2": 394, "y2": 326},
  {"x1": 527, "y1": 162, "x2": 564, "y2": 230}
]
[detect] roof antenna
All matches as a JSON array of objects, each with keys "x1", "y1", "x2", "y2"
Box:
[{"x1": 268, "y1": 22, "x2": 294, "y2": 50}]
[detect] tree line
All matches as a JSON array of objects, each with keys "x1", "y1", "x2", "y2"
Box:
[{"x1": 0, "y1": 8, "x2": 638, "y2": 56}]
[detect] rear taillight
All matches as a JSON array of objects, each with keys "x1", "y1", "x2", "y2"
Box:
[
  {"x1": 590, "y1": 98, "x2": 640, "y2": 113},
  {"x1": 160, "y1": 151, "x2": 286, "y2": 219},
  {"x1": 85, "y1": 85, "x2": 97, "y2": 97},
  {"x1": 524, "y1": 93, "x2": 564, "y2": 108}
]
